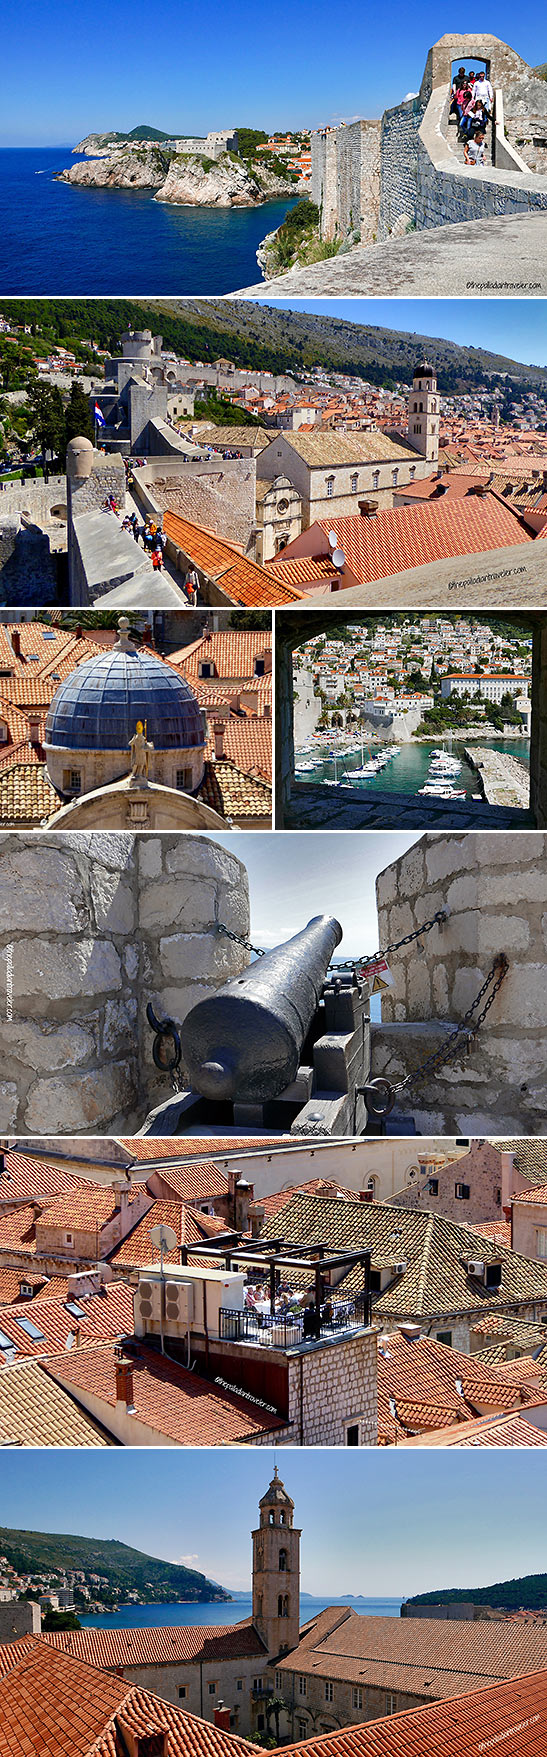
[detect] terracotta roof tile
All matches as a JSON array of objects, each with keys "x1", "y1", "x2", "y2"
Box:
[
  {"x1": 269, "y1": 1670, "x2": 547, "y2": 1757},
  {"x1": 45, "y1": 1340, "x2": 287, "y2": 1444},
  {"x1": 270, "y1": 495, "x2": 534, "y2": 590},
  {"x1": 0, "y1": 1358, "x2": 112, "y2": 1446},
  {"x1": 162, "y1": 513, "x2": 302, "y2": 605},
  {"x1": 44, "y1": 1619, "x2": 265, "y2": 1669}
]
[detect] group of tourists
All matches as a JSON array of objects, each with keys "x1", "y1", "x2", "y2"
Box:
[
  {"x1": 449, "y1": 66, "x2": 494, "y2": 167},
  {"x1": 121, "y1": 512, "x2": 168, "y2": 571}
]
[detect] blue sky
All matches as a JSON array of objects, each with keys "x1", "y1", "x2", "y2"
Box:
[
  {"x1": 212, "y1": 832, "x2": 417, "y2": 955},
  {"x1": 2, "y1": 2, "x2": 547, "y2": 144},
  {"x1": 259, "y1": 300, "x2": 547, "y2": 370},
  {"x1": 0, "y1": 1451, "x2": 544, "y2": 1595}
]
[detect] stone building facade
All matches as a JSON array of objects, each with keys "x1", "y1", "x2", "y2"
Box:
[
  {"x1": 255, "y1": 475, "x2": 302, "y2": 563},
  {"x1": 0, "y1": 832, "x2": 250, "y2": 1135},
  {"x1": 372, "y1": 831, "x2": 547, "y2": 1134},
  {"x1": 389, "y1": 1138, "x2": 507, "y2": 1224},
  {"x1": 258, "y1": 429, "x2": 433, "y2": 527}
]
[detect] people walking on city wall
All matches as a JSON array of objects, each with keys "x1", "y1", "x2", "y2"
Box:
[
  {"x1": 472, "y1": 70, "x2": 494, "y2": 117},
  {"x1": 464, "y1": 129, "x2": 486, "y2": 166}
]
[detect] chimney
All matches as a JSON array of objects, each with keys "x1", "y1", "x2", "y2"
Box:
[
  {"x1": 214, "y1": 1705, "x2": 231, "y2": 1732},
  {"x1": 212, "y1": 718, "x2": 225, "y2": 760},
  {"x1": 360, "y1": 1188, "x2": 374, "y2": 1202},
  {"x1": 398, "y1": 1322, "x2": 421, "y2": 1341},
  {"x1": 10, "y1": 629, "x2": 21, "y2": 658},
  {"x1": 235, "y1": 1177, "x2": 252, "y2": 1231},
  {"x1": 112, "y1": 1180, "x2": 131, "y2": 1217},
  {"x1": 115, "y1": 1353, "x2": 134, "y2": 1409},
  {"x1": 27, "y1": 713, "x2": 41, "y2": 747},
  {"x1": 75, "y1": 625, "x2": 83, "y2": 640},
  {"x1": 263, "y1": 648, "x2": 273, "y2": 675}
]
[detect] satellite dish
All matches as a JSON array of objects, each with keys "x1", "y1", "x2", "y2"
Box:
[
  {"x1": 149, "y1": 1223, "x2": 178, "y2": 1253},
  {"x1": 328, "y1": 530, "x2": 338, "y2": 548},
  {"x1": 332, "y1": 549, "x2": 345, "y2": 569}
]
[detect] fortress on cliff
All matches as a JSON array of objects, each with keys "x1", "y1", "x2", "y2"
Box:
[{"x1": 311, "y1": 33, "x2": 547, "y2": 246}]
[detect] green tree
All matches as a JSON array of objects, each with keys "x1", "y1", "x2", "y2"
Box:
[
  {"x1": 65, "y1": 379, "x2": 94, "y2": 449},
  {"x1": 41, "y1": 1610, "x2": 82, "y2": 1632},
  {"x1": 26, "y1": 381, "x2": 65, "y2": 464}
]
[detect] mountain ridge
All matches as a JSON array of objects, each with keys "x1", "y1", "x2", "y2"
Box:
[{"x1": 0, "y1": 1525, "x2": 230, "y2": 1603}]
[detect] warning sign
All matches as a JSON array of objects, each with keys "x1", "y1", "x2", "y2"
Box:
[{"x1": 358, "y1": 956, "x2": 394, "y2": 994}]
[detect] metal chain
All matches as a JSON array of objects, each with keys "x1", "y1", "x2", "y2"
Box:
[
  {"x1": 331, "y1": 908, "x2": 450, "y2": 976},
  {"x1": 215, "y1": 923, "x2": 266, "y2": 958},
  {"x1": 397, "y1": 953, "x2": 509, "y2": 1093}
]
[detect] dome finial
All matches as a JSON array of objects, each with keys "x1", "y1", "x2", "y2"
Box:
[{"x1": 117, "y1": 616, "x2": 134, "y2": 652}]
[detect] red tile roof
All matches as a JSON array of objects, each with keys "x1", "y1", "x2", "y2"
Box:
[
  {"x1": 173, "y1": 632, "x2": 272, "y2": 682},
  {"x1": 163, "y1": 513, "x2": 302, "y2": 606},
  {"x1": 270, "y1": 495, "x2": 534, "y2": 589},
  {"x1": 0, "y1": 1151, "x2": 80, "y2": 1203},
  {"x1": 144, "y1": 1158, "x2": 230, "y2": 1200},
  {"x1": 0, "y1": 1281, "x2": 134, "y2": 1363},
  {"x1": 44, "y1": 1619, "x2": 265, "y2": 1669},
  {"x1": 108, "y1": 1199, "x2": 230, "y2": 1267},
  {"x1": 126, "y1": 1140, "x2": 290, "y2": 1165},
  {"x1": 268, "y1": 1670, "x2": 547, "y2": 1757},
  {"x1": 255, "y1": 1179, "x2": 359, "y2": 1219},
  {"x1": 278, "y1": 1605, "x2": 547, "y2": 1697},
  {"x1": 45, "y1": 1340, "x2": 287, "y2": 1444},
  {"x1": 0, "y1": 1638, "x2": 260, "y2": 1757}
]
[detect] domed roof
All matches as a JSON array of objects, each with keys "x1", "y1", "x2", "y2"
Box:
[
  {"x1": 259, "y1": 1468, "x2": 294, "y2": 1510},
  {"x1": 413, "y1": 359, "x2": 435, "y2": 378},
  {"x1": 45, "y1": 620, "x2": 204, "y2": 753}
]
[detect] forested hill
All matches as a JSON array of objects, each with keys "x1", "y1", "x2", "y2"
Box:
[
  {"x1": 1, "y1": 298, "x2": 547, "y2": 397},
  {"x1": 407, "y1": 1574, "x2": 547, "y2": 1611},
  {"x1": 0, "y1": 1526, "x2": 230, "y2": 1601}
]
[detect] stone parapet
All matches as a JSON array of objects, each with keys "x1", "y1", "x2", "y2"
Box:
[{"x1": 0, "y1": 832, "x2": 249, "y2": 1135}]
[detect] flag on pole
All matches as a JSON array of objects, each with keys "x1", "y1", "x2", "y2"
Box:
[{"x1": 94, "y1": 403, "x2": 106, "y2": 427}]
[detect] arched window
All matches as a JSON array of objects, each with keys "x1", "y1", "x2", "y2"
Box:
[
  {"x1": 372, "y1": 471, "x2": 380, "y2": 491},
  {"x1": 409, "y1": 466, "x2": 416, "y2": 481},
  {"x1": 269, "y1": 1512, "x2": 275, "y2": 1525},
  {"x1": 326, "y1": 476, "x2": 335, "y2": 498},
  {"x1": 279, "y1": 1511, "x2": 286, "y2": 1525},
  {"x1": 279, "y1": 1549, "x2": 287, "y2": 1571},
  {"x1": 392, "y1": 469, "x2": 399, "y2": 487},
  {"x1": 278, "y1": 1594, "x2": 289, "y2": 1618},
  {"x1": 350, "y1": 473, "x2": 358, "y2": 493}
]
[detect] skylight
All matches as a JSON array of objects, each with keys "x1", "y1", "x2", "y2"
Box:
[
  {"x1": 64, "y1": 1301, "x2": 85, "y2": 1318},
  {"x1": 13, "y1": 1315, "x2": 46, "y2": 1341},
  {"x1": 0, "y1": 1328, "x2": 17, "y2": 1355}
]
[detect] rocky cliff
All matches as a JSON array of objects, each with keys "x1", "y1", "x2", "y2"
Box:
[{"x1": 57, "y1": 145, "x2": 299, "y2": 206}]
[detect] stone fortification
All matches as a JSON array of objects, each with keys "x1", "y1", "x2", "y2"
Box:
[
  {"x1": 311, "y1": 32, "x2": 547, "y2": 246},
  {"x1": 372, "y1": 831, "x2": 547, "y2": 1134},
  {"x1": 0, "y1": 519, "x2": 58, "y2": 607},
  {"x1": 0, "y1": 833, "x2": 250, "y2": 1135},
  {"x1": 132, "y1": 454, "x2": 257, "y2": 553}
]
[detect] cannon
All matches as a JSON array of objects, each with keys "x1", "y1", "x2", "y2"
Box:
[{"x1": 180, "y1": 914, "x2": 343, "y2": 1104}]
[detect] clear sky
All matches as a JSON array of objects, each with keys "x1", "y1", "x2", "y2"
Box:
[
  {"x1": 0, "y1": 1451, "x2": 544, "y2": 1596},
  {"x1": 2, "y1": 1, "x2": 547, "y2": 145},
  {"x1": 257, "y1": 300, "x2": 547, "y2": 370},
  {"x1": 211, "y1": 832, "x2": 417, "y2": 956}
]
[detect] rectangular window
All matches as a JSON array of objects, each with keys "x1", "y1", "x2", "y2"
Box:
[
  {"x1": 299, "y1": 1722, "x2": 307, "y2": 1739},
  {"x1": 485, "y1": 1263, "x2": 502, "y2": 1288},
  {"x1": 436, "y1": 1331, "x2": 453, "y2": 1346},
  {"x1": 70, "y1": 771, "x2": 81, "y2": 792},
  {"x1": 208, "y1": 1682, "x2": 217, "y2": 1696},
  {"x1": 386, "y1": 1696, "x2": 396, "y2": 1715},
  {"x1": 298, "y1": 1678, "x2": 307, "y2": 1697},
  {"x1": 537, "y1": 1230, "x2": 547, "y2": 1259},
  {"x1": 237, "y1": 1680, "x2": 244, "y2": 1692},
  {"x1": 253, "y1": 1679, "x2": 263, "y2": 1693},
  {"x1": 178, "y1": 1687, "x2": 187, "y2": 1700},
  {"x1": 325, "y1": 1683, "x2": 334, "y2": 1703},
  {"x1": 275, "y1": 1673, "x2": 282, "y2": 1691},
  {"x1": 346, "y1": 1424, "x2": 359, "y2": 1447},
  {"x1": 64, "y1": 1233, "x2": 74, "y2": 1247},
  {"x1": 350, "y1": 474, "x2": 358, "y2": 493},
  {"x1": 176, "y1": 768, "x2": 193, "y2": 791},
  {"x1": 353, "y1": 1689, "x2": 363, "y2": 1711},
  {"x1": 455, "y1": 1183, "x2": 470, "y2": 1200},
  {"x1": 428, "y1": 1179, "x2": 439, "y2": 1195}
]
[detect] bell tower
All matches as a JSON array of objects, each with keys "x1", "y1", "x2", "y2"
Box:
[
  {"x1": 407, "y1": 359, "x2": 439, "y2": 463},
  {"x1": 252, "y1": 1467, "x2": 301, "y2": 1659}
]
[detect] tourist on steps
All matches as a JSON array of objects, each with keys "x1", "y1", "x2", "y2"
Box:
[
  {"x1": 472, "y1": 71, "x2": 494, "y2": 117},
  {"x1": 464, "y1": 130, "x2": 486, "y2": 166}
]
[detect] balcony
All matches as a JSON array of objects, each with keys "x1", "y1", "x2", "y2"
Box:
[{"x1": 218, "y1": 1295, "x2": 368, "y2": 1349}]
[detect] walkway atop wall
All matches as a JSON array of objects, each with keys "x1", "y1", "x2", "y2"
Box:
[
  {"x1": 236, "y1": 209, "x2": 547, "y2": 297},
  {"x1": 284, "y1": 781, "x2": 533, "y2": 829}
]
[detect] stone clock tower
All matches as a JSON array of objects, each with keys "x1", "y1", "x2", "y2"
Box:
[
  {"x1": 407, "y1": 360, "x2": 439, "y2": 463},
  {"x1": 252, "y1": 1468, "x2": 301, "y2": 1659}
]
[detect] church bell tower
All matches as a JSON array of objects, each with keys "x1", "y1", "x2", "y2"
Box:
[
  {"x1": 407, "y1": 359, "x2": 439, "y2": 463},
  {"x1": 252, "y1": 1467, "x2": 301, "y2": 1659}
]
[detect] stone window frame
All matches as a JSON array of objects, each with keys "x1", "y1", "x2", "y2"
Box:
[
  {"x1": 436, "y1": 1330, "x2": 453, "y2": 1347},
  {"x1": 324, "y1": 1682, "x2": 334, "y2": 1703},
  {"x1": 536, "y1": 1229, "x2": 547, "y2": 1259},
  {"x1": 353, "y1": 1688, "x2": 363, "y2": 1711},
  {"x1": 455, "y1": 1182, "x2": 471, "y2": 1200},
  {"x1": 208, "y1": 1681, "x2": 218, "y2": 1695},
  {"x1": 237, "y1": 1679, "x2": 244, "y2": 1692},
  {"x1": 350, "y1": 473, "x2": 358, "y2": 493},
  {"x1": 326, "y1": 476, "x2": 335, "y2": 498},
  {"x1": 386, "y1": 1696, "x2": 397, "y2": 1716},
  {"x1": 344, "y1": 1415, "x2": 366, "y2": 1446},
  {"x1": 178, "y1": 1686, "x2": 188, "y2": 1700},
  {"x1": 298, "y1": 1677, "x2": 307, "y2": 1698}
]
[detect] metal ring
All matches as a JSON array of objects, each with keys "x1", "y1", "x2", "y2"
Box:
[
  {"x1": 146, "y1": 1003, "x2": 182, "y2": 1074},
  {"x1": 364, "y1": 1078, "x2": 396, "y2": 1118}
]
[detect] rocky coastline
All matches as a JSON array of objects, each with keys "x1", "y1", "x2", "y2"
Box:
[{"x1": 57, "y1": 141, "x2": 301, "y2": 208}]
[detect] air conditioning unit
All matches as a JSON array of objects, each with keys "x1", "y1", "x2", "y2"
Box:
[
  {"x1": 467, "y1": 1259, "x2": 485, "y2": 1278},
  {"x1": 164, "y1": 1280, "x2": 194, "y2": 1328},
  {"x1": 134, "y1": 1278, "x2": 161, "y2": 1332},
  {"x1": 394, "y1": 1261, "x2": 407, "y2": 1277}
]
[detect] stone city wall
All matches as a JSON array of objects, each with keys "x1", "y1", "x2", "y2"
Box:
[
  {"x1": 379, "y1": 99, "x2": 424, "y2": 238},
  {"x1": 414, "y1": 89, "x2": 547, "y2": 233},
  {"x1": 0, "y1": 476, "x2": 66, "y2": 523},
  {"x1": 0, "y1": 521, "x2": 58, "y2": 607},
  {"x1": 0, "y1": 833, "x2": 250, "y2": 1135},
  {"x1": 133, "y1": 455, "x2": 257, "y2": 552},
  {"x1": 372, "y1": 832, "x2": 547, "y2": 1134}
]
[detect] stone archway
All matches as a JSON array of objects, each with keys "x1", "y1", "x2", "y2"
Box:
[{"x1": 275, "y1": 610, "x2": 547, "y2": 828}]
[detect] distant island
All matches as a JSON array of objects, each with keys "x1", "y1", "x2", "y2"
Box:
[
  {"x1": 0, "y1": 1525, "x2": 231, "y2": 1612},
  {"x1": 55, "y1": 124, "x2": 302, "y2": 209},
  {"x1": 406, "y1": 1573, "x2": 547, "y2": 1612}
]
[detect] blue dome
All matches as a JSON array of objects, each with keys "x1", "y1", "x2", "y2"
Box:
[{"x1": 45, "y1": 643, "x2": 204, "y2": 753}]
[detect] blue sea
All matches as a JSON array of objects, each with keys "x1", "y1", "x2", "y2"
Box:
[
  {"x1": 82, "y1": 1595, "x2": 403, "y2": 1630},
  {"x1": 0, "y1": 148, "x2": 297, "y2": 294},
  {"x1": 296, "y1": 736, "x2": 530, "y2": 801}
]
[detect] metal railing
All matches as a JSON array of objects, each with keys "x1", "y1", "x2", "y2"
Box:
[{"x1": 219, "y1": 1295, "x2": 369, "y2": 1348}]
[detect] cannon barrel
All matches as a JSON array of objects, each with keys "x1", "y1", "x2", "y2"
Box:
[{"x1": 180, "y1": 914, "x2": 343, "y2": 1104}]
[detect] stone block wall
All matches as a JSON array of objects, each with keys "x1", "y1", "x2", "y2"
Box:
[
  {"x1": 0, "y1": 476, "x2": 66, "y2": 523},
  {"x1": 0, "y1": 521, "x2": 58, "y2": 607},
  {"x1": 389, "y1": 1138, "x2": 505, "y2": 1223},
  {"x1": 379, "y1": 99, "x2": 424, "y2": 238},
  {"x1": 415, "y1": 89, "x2": 547, "y2": 233},
  {"x1": 336, "y1": 121, "x2": 381, "y2": 243},
  {"x1": 133, "y1": 456, "x2": 257, "y2": 552},
  {"x1": 251, "y1": 1331, "x2": 378, "y2": 1446},
  {"x1": 0, "y1": 833, "x2": 250, "y2": 1135},
  {"x1": 373, "y1": 832, "x2": 547, "y2": 1133}
]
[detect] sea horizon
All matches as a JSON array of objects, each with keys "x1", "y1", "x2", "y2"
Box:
[
  {"x1": 0, "y1": 146, "x2": 297, "y2": 295},
  {"x1": 81, "y1": 1594, "x2": 404, "y2": 1630}
]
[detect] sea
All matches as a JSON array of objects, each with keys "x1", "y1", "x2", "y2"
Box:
[
  {"x1": 81, "y1": 1595, "x2": 403, "y2": 1631},
  {"x1": 295, "y1": 735, "x2": 530, "y2": 802},
  {"x1": 0, "y1": 148, "x2": 298, "y2": 295}
]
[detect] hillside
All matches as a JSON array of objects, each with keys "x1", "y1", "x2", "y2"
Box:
[
  {"x1": 0, "y1": 1526, "x2": 230, "y2": 1603},
  {"x1": 1, "y1": 299, "x2": 546, "y2": 397},
  {"x1": 406, "y1": 1573, "x2": 547, "y2": 1612}
]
